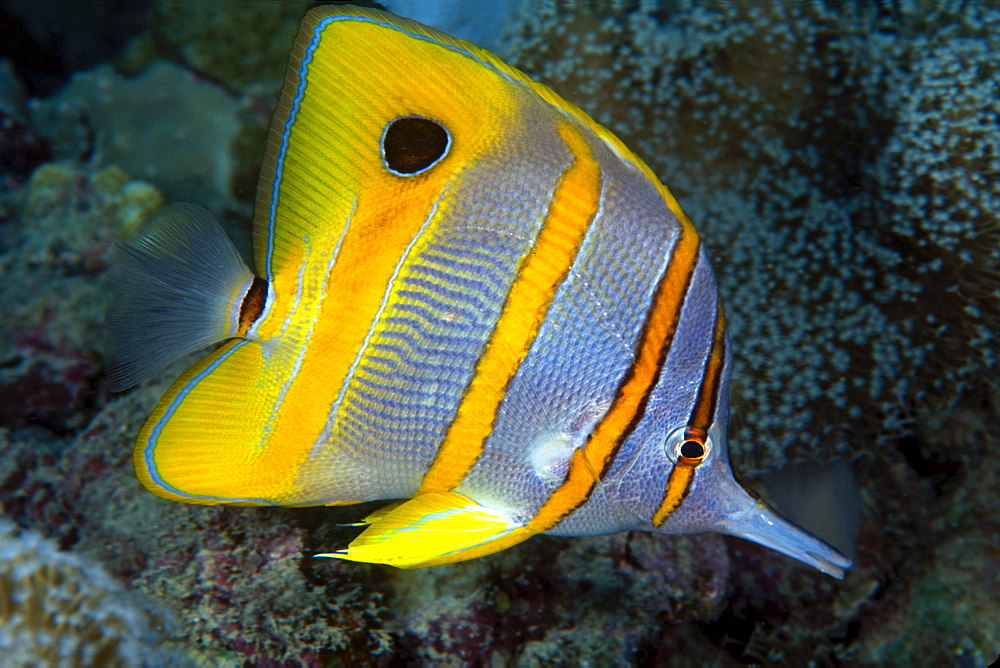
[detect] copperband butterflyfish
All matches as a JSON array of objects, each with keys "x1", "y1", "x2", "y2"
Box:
[{"x1": 106, "y1": 5, "x2": 851, "y2": 577}]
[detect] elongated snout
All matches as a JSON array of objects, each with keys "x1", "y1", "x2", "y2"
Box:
[{"x1": 714, "y1": 490, "x2": 852, "y2": 578}]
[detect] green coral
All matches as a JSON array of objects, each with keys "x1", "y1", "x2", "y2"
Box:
[{"x1": 0, "y1": 518, "x2": 178, "y2": 667}]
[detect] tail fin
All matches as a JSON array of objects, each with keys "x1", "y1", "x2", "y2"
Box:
[{"x1": 106, "y1": 203, "x2": 257, "y2": 392}]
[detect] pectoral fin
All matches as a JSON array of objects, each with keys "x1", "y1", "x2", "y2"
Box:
[{"x1": 319, "y1": 492, "x2": 525, "y2": 568}]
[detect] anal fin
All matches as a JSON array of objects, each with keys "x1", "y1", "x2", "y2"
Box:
[{"x1": 318, "y1": 492, "x2": 525, "y2": 568}]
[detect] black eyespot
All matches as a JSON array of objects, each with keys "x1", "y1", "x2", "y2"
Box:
[
  {"x1": 381, "y1": 116, "x2": 450, "y2": 176},
  {"x1": 680, "y1": 440, "x2": 705, "y2": 460},
  {"x1": 664, "y1": 425, "x2": 711, "y2": 467}
]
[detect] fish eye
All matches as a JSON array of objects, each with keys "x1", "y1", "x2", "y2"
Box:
[
  {"x1": 680, "y1": 439, "x2": 705, "y2": 460},
  {"x1": 381, "y1": 116, "x2": 451, "y2": 176},
  {"x1": 664, "y1": 425, "x2": 710, "y2": 467}
]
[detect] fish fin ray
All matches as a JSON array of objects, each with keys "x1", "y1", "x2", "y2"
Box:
[{"x1": 106, "y1": 203, "x2": 253, "y2": 391}]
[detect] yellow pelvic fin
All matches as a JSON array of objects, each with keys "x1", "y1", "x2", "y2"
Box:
[{"x1": 318, "y1": 493, "x2": 524, "y2": 569}]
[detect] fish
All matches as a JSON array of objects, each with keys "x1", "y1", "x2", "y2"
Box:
[{"x1": 106, "y1": 5, "x2": 851, "y2": 577}]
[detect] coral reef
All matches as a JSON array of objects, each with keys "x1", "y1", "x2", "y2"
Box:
[
  {"x1": 874, "y1": 30, "x2": 1000, "y2": 411},
  {"x1": 0, "y1": 1, "x2": 996, "y2": 664},
  {"x1": 122, "y1": 0, "x2": 314, "y2": 93},
  {"x1": 0, "y1": 517, "x2": 177, "y2": 667},
  {"x1": 2, "y1": 375, "x2": 742, "y2": 665},
  {"x1": 29, "y1": 62, "x2": 241, "y2": 208},
  {"x1": 0, "y1": 376, "x2": 400, "y2": 665},
  {"x1": 498, "y1": 1, "x2": 999, "y2": 663},
  {"x1": 844, "y1": 388, "x2": 1000, "y2": 664},
  {"x1": 0, "y1": 163, "x2": 162, "y2": 434},
  {"x1": 385, "y1": 531, "x2": 729, "y2": 665},
  {"x1": 125, "y1": 504, "x2": 395, "y2": 663},
  {"x1": 0, "y1": 156, "x2": 396, "y2": 663}
]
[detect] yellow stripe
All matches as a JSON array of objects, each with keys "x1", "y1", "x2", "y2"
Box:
[
  {"x1": 652, "y1": 304, "x2": 727, "y2": 527},
  {"x1": 236, "y1": 15, "x2": 529, "y2": 495},
  {"x1": 257, "y1": 192, "x2": 442, "y2": 477},
  {"x1": 419, "y1": 124, "x2": 601, "y2": 493},
  {"x1": 416, "y1": 203, "x2": 702, "y2": 565}
]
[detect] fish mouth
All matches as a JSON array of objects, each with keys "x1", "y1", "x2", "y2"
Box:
[{"x1": 717, "y1": 495, "x2": 852, "y2": 579}]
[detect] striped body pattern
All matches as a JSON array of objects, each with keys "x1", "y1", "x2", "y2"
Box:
[{"x1": 107, "y1": 6, "x2": 850, "y2": 576}]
